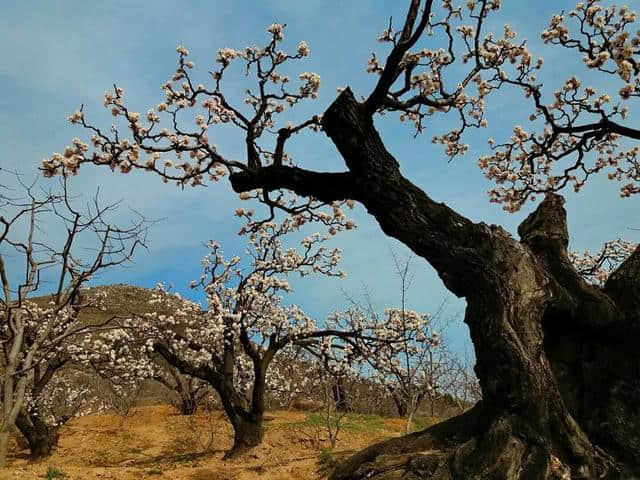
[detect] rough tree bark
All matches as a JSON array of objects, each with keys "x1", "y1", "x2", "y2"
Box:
[
  {"x1": 217, "y1": 375, "x2": 264, "y2": 456},
  {"x1": 230, "y1": 89, "x2": 640, "y2": 479},
  {"x1": 15, "y1": 411, "x2": 59, "y2": 461},
  {"x1": 225, "y1": 409, "x2": 263, "y2": 453}
]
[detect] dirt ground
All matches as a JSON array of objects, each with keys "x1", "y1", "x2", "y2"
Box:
[{"x1": 0, "y1": 405, "x2": 417, "y2": 480}]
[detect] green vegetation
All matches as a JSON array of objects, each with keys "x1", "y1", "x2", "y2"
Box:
[
  {"x1": 45, "y1": 467, "x2": 67, "y2": 480},
  {"x1": 316, "y1": 449, "x2": 338, "y2": 477},
  {"x1": 304, "y1": 412, "x2": 390, "y2": 432},
  {"x1": 412, "y1": 415, "x2": 441, "y2": 432}
]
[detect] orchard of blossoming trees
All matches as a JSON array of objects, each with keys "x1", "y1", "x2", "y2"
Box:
[
  {"x1": 0, "y1": 172, "x2": 465, "y2": 467},
  {"x1": 86, "y1": 213, "x2": 458, "y2": 454},
  {"x1": 325, "y1": 254, "x2": 452, "y2": 432},
  {"x1": 38, "y1": 0, "x2": 640, "y2": 477}
]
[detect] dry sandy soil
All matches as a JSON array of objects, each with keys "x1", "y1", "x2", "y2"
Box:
[{"x1": 0, "y1": 405, "x2": 421, "y2": 480}]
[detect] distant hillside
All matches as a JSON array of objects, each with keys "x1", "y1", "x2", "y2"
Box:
[
  {"x1": 84, "y1": 283, "x2": 162, "y2": 314},
  {"x1": 29, "y1": 283, "x2": 189, "y2": 326},
  {"x1": 81, "y1": 283, "x2": 173, "y2": 323}
]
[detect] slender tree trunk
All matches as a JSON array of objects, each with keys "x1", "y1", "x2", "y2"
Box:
[
  {"x1": 405, "y1": 410, "x2": 414, "y2": 435},
  {"x1": 15, "y1": 412, "x2": 59, "y2": 460},
  {"x1": 176, "y1": 373, "x2": 205, "y2": 415},
  {"x1": 332, "y1": 378, "x2": 352, "y2": 413},
  {"x1": 0, "y1": 427, "x2": 11, "y2": 468},
  {"x1": 1, "y1": 334, "x2": 20, "y2": 468},
  {"x1": 231, "y1": 89, "x2": 640, "y2": 478},
  {"x1": 392, "y1": 394, "x2": 408, "y2": 418},
  {"x1": 174, "y1": 378, "x2": 200, "y2": 415},
  {"x1": 0, "y1": 372, "x2": 25, "y2": 468},
  {"x1": 177, "y1": 394, "x2": 198, "y2": 415}
]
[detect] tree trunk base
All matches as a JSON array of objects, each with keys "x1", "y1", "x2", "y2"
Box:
[
  {"x1": 27, "y1": 436, "x2": 57, "y2": 461},
  {"x1": 15, "y1": 413, "x2": 59, "y2": 462},
  {"x1": 330, "y1": 405, "x2": 622, "y2": 480},
  {"x1": 222, "y1": 417, "x2": 264, "y2": 460}
]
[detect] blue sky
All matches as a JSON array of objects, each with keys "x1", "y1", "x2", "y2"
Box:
[{"x1": 1, "y1": 1, "x2": 638, "y2": 355}]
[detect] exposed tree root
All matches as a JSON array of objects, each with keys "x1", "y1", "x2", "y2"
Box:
[{"x1": 330, "y1": 404, "x2": 620, "y2": 480}]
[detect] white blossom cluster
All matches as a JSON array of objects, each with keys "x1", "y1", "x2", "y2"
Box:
[
  {"x1": 367, "y1": 0, "x2": 528, "y2": 157},
  {"x1": 570, "y1": 238, "x2": 637, "y2": 285},
  {"x1": 24, "y1": 374, "x2": 102, "y2": 428},
  {"x1": 325, "y1": 307, "x2": 443, "y2": 408},
  {"x1": 263, "y1": 348, "x2": 314, "y2": 406},
  {"x1": 78, "y1": 324, "x2": 156, "y2": 393},
  {"x1": 363, "y1": 0, "x2": 640, "y2": 213},
  {"x1": 43, "y1": 23, "x2": 322, "y2": 186},
  {"x1": 41, "y1": 2, "x2": 640, "y2": 227},
  {"x1": 0, "y1": 292, "x2": 129, "y2": 431},
  {"x1": 43, "y1": 22, "x2": 358, "y2": 233},
  {"x1": 480, "y1": 1, "x2": 640, "y2": 211}
]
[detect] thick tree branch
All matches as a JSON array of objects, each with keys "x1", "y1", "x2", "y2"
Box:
[
  {"x1": 229, "y1": 166, "x2": 355, "y2": 203},
  {"x1": 154, "y1": 343, "x2": 220, "y2": 387}
]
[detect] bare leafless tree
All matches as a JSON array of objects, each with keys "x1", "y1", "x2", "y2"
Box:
[{"x1": 0, "y1": 171, "x2": 147, "y2": 465}]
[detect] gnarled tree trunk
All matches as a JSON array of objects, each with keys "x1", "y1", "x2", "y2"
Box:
[
  {"x1": 230, "y1": 89, "x2": 640, "y2": 479},
  {"x1": 15, "y1": 411, "x2": 59, "y2": 461},
  {"x1": 216, "y1": 377, "x2": 265, "y2": 457}
]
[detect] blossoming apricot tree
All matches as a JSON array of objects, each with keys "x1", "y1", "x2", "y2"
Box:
[
  {"x1": 570, "y1": 237, "x2": 637, "y2": 285},
  {"x1": 17, "y1": 366, "x2": 99, "y2": 460},
  {"x1": 327, "y1": 307, "x2": 443, "y2": 430},
  {"x1": 46, "y1": 1, "x2": 640, "y2": 477},
  {"x1": 99, "y1": 215, "x2": 358, "y2": 454},
  {"x1": 329, "y1": 253, "x2": 453, "y2": 431}
]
